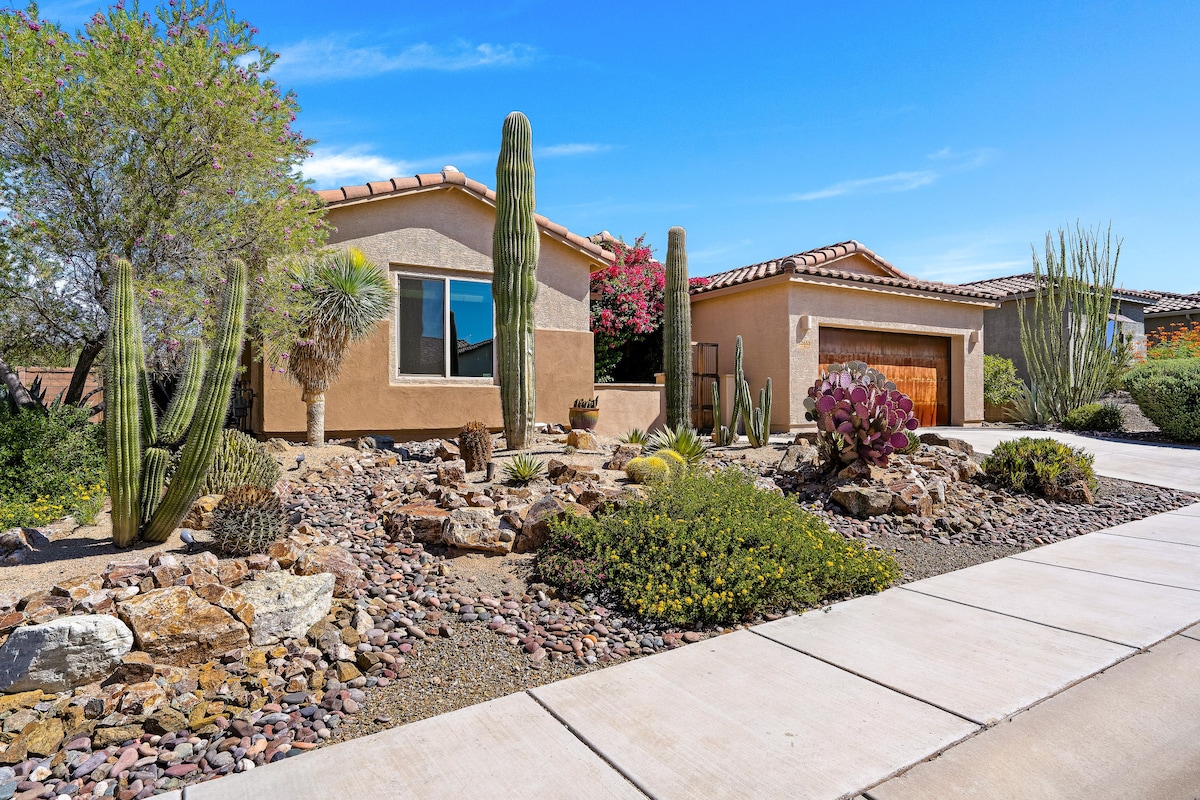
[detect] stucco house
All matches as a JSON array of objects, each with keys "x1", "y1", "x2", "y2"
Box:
[
  {"x1": 1143, "y1": 290, "x2": 1200, "y2": 340},
  {"x1": 960, "y1": 273, "x2": 1156, "y2": 380},
  {"x1": 247, "y1": 167, "x2": 613, "y2": 440},
  {"x1": 689, "y1": 241, "x2": 999, "y2": 432}
]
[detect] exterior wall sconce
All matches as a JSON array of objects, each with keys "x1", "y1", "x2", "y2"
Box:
[
  {"x1": 799, "y1": 315, "x2": 813, "y2": 331},
  {"x1": 969, "y1": 329, "x2": 980, "y2": 347}
]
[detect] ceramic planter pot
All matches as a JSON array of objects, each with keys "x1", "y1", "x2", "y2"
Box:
[{"x1": 569, "y1": 408, "x2": 599, "y2": 431}]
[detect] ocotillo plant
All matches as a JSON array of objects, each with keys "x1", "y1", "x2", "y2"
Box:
[
  {"x1": 663, "y1": 226, "x2": 692, "y2": 430},
  {"x1": 493, "y1": 111, "x2": 539, "y2": 450},
  {"x1": 105, "y1": 257, "x2": 247, "y2": 546}
]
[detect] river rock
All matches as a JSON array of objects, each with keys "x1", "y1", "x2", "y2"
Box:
[
  {"x1": 830, "y1": 486, "x2": 893, "y2": 518},
  {"x1": 0, "y1": 614, "x2": 133, "y2": 693},
  {"x1": 294, "y1": 545, "x2": 363, "y2": 597},
  {"x1": 238, "y1": 572, "x2": 335, "y2": 646},
  {"x1": 117, "y1": 587, "x2": 248, "y2": 666}
]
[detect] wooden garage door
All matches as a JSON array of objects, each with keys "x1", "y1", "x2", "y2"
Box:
[{"x1": 818, "y1": 328, "x2": 950, "y2": 427}]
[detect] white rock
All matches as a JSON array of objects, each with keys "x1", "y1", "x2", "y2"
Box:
[
  {"x1": 239, "y1": 572, "x2": 335, "y2": 646},
  {"x1": 0, "y1": 614, "x2": 133, "y2": 693}
]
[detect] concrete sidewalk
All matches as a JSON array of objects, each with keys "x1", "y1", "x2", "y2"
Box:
[
  {"x1": 925, "y1": 426, "x2": 1200, "y2": 493},
  {"x1": 180, "y1": 503, "x2": 1200, "y2": 800}
]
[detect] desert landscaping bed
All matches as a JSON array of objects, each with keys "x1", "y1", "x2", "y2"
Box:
[{"x1": 0, "y1": 433, "x2": 1194, "y2": 800}]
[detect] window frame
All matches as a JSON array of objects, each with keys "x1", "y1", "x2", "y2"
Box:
[{"x1": 394, "y1": 271, "x2": 497, "y2": 382}]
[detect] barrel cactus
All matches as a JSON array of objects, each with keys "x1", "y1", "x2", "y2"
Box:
[
  {"x1": 201, "y1": 429, "x2": 283, "y2": 495},
  {"x1": 210, "y1": 485, "x2": 285, "y2": 556},
  {"x1": 493, "y1": 111, "x2": 539, "y2": 450},
  {"x1": 657, "y1": 448, "x2": 688, "y2": 478},
  {"x1": 663, "y1": 226, "x2": 692, "y2": 430},
  {"x1": 803, "y1": 361, "x2": 918, "y2": 469},
  {"x1": 625, "y1": 456, "x2": 671, "y2": 485},
  {"x1": 458, "y1": 420, "x2": 493, "y2": 472}
]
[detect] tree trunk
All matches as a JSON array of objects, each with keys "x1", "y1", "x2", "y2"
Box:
[
  {"x1": 65, "y1": 338, "x2": 103, "y2": 406},
  {"x1": 0, "y1": 352, "x2": 43, "y2": 412},
  {"x1": 304, "y1": 391, "x2": 325, "y2": 447}
]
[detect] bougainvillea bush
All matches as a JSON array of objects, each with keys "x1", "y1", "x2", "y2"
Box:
[
  {"x1": 590, "y1": 235, "x2": 708, "y2": 382},
  {"x1": 803, "y1": 361, "x2": 918, "y2": 468},
  {"x1": 536, "y1": 469, "x2": 899, "y2": 625}
]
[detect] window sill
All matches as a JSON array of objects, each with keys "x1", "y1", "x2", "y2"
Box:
[{"x1": 391, "y1": 375, "x2": 498, "y2": 387}]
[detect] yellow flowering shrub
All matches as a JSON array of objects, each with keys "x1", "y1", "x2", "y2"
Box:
[{"x1": 537, "y1": 468, "x2": 900, "y2": 625}]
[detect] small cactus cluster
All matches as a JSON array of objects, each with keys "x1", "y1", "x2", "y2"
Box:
[
  {"x1": 201, "y1": 429, "x2": 282, "y2": 495},
  {"x1": 625, "y1": 455, "x2": 671, "y2": 485},
  {"x1": 458, "y1": 420, "x2": 493, "y2": 472},
  {"x1": 711, "y1": 335, "x2": 772, "y2": 447},
  {"x1": 803, "y1": 361, "x2": 918, "y2": 468},
  {"x1": 571, "y1": 397, "x2": 598, "y2": 409},
  {"x1": 210, "y1": 484, "x2": 285, "y2": 556}
]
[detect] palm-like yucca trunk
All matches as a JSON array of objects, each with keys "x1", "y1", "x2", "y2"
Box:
[{"x1": 1018, "y1": 223, "x2": 1121, "y2": 421}]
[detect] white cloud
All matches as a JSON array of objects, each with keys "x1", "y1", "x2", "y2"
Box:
[
  {"x1": 926, "y1": 146, "x2": 998, "y2": 169},
  {"x1": 272, "y1": 37, "x2": 536, "y2": 82},
  {"x1": 536, "y1": 143, "x2": 611, "y2": 158},
  {"x1": 301, "y1": 148, "x2": 415, "y2": 186},
  {"x1": 792, "y1": 171, "x2": 938, "y2": 202}
]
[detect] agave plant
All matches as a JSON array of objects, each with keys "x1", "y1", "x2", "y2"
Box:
[
  {"x1": 1009, "y1": 382, "x2": 1053, "y2": 425},
  {"x1": 646, "y1": 425, "x2": 707, "y2": 467},
  {"x1": 619, "y1": 428, "x2": 650, "y2": 445},
  {"x1": 287, "y1": 248, "x2": 394, "y2": 447},
  {"x1": 803, "y1": 361, "x2": 918, "y2": 469},
  {"x1": 502, "y1": 453, "x2": 546, "y2": 485}
]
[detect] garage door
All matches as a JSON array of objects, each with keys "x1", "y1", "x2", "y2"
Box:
[{"x1": 818, "y1": 328, "x2": 950, "y2": 427}]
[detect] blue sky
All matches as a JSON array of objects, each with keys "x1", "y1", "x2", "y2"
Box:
[{"x1": 40, "y1": 1, "x2": 1200, "y2": 291}]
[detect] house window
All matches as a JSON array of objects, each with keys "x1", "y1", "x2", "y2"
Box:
[{"x1": 396, "y1": 275, "x2": 494, "y2": 378}]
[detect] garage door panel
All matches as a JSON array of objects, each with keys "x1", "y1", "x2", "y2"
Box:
[{"x1": 818, "y1": 328, "x2": 950, "y2": 427}]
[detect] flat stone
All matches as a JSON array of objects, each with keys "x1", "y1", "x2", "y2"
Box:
[
  {"x1": 442, "y1": 508, "x2": 511, "y2": 555},
  {"x1": 1014, "y1": 532, "x2": 1200, "y2": 592},
  {"x1": 0, "y1": 718, "x2": 63, "y2": 764},
  {"x1": 755, "y1": 589, "x2": 1132, "y2": 725},
  {"x1": 830, "y1": 486, "x2": 893, "y2": 518},
  {"x1": 0, "y1": 615, "x2": 133, "y2": 692},
  {"x1": 117, "y1": 587, "x2": 249, "y2": 666},
  {"x1": 532, "y1": 630, "x2": 975, "y2": 800},
  {"x1": 869, "y1": 636, "x2": 1200, "y2": 800},
  {"x1": 185, "y1": 692, "x2": 643, "y2": 800},
  {"x1": 239, "y1": 573, "x2": 335, "y2": 646},
  {"x1": 903, "y1": 557, "x2": 1200, "y2": 648}
]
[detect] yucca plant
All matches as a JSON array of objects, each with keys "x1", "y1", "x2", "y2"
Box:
[
  {"x1": 1009, "y1": 382, "x2": 1053, "y2": 425},
  {"x1": 287, "y1": 248, "x2": 394, "y2": 447},
  {"x1": 619, "y1": 428, "x2": 650, "y2": 445},
  {"x1": 646, "y1": 425, "x2": 707, "y2": 467},
  {"x1": 502, "y1": 453, "x2": 546, "y2": 485}
]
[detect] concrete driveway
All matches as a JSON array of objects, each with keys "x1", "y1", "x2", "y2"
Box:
[{"x1": 926, "y1": 427, "x2": 1200, "y2": 493}]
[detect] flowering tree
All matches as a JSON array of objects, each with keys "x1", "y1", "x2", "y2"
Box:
[
  {"x1": 591, "y1": 235, "x2": 708, "y2": 382},
  {"x1": 0, "y1": 1, "x2": 324, "y2": 399}
]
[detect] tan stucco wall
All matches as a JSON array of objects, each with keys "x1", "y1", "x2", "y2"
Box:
[
  {"x1": 593, "y1": 384, "x2": 666, "y2": 437},
  {"x1": 690, "y1": 279, "x2": 791, "y2": 432},
  {"x1": 690, "y1": 277, "x2": 990, "y2": 430}
]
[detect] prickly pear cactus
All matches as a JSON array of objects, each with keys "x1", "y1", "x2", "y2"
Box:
[{"x1": 803, "y1": 361, "x2": 918, "y2": 468}]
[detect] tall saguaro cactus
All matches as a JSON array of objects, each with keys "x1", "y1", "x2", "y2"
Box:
[
  {"x1": 663, "y1": 226, "x2": 692, "y2": 430},
  {"x1": 105, "y1": 257, "x2": 247, "y2": 546},
  {"x1": 493, "y1": 111, "x2": 539, "y2": 450}
]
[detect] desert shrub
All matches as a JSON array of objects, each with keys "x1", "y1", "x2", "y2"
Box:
[
  {"x1": 200, "y1": 430, "x2": 282, "y2": 495},
  {"x1": 536, "y1": 469, "x2": 900, "y2": 625},
  {"x1": 1061, "y1": 402, "x2": 1123, "y2": 432},
  {"x1": 0, "y1": 404, "x2": 106, "y2": 527},
  {"x1": 981, "y1": 437, "x2": 1097, "y2": 502},
  {"x1": 1124, "y1": 359, "x2": 1200, "y2": 442},
  {"x1": 983, "y1": 355, "x2": 1022, "y2": 406},
  {"x1": 645, "y1": 425, "x2": 706, "y2": 466}
]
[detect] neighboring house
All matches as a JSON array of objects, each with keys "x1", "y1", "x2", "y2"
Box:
[
  {"x1": 247, "y1": 167, "x2": 614, "y2": 440},
  {"x1": 960, "y1": 273, "x2": 1156, "y2": 380},
  {"x1": 1143, "y1": 290, "x2": 1200, "y2": 340},
  {"x1": 689, "y1": 241, "x2": 999, "y2": 431}
]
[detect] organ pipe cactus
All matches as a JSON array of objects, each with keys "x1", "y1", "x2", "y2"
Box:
[
  {"x1": 803, "y1": 361, "x2": 918, "y2": 469},
  {"x1": 663, "y1": 226, "x2": 692, "y2": 430},
  {"x1": 493, "y1": 111, "x2": 539, "y2": 451},
  {"x1": 104, "y1": 257, "x2": 248, "y2": 546},
  {"x1": 728, "y1": 334, "x2": 772, "y2": 447}
]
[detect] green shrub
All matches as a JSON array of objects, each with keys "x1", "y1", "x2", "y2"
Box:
[
  {"x1": 199, "y1": 430, "x2": 282, "y2": 495},
  {"x1": 983, "y1": 354, "x2": 1023, "y2": 406},
  {"x1": 981, "y1": 437, "x2": 1097, "y2": 502},
  {"x1": 0, "y1": 405, "x2": 106, "y2": 527},
  {"x1": 1124, "y1": 359, "x2": 1200, "y2": 442},
  {"x1": 1061, "y1": 402, "x2": 1123, "y2": 432},
  {"x1": 536, "y1": 469, "x2": 900, "y2": 625}
]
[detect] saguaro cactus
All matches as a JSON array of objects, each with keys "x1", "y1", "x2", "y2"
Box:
[
  {"x1": 104, "y1": 257, "x2": 247, "y2": 546},
  {"x1": 663, "y1": 226, "x2": 692, "y2": 430},
  {"x1": 493, "y1": 111, "x2": 539, "y2": 450}
]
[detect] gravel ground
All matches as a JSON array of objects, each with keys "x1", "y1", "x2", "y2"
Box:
[{"x1": 881, "y1": 540, "x2": 1025, "y2": 583}]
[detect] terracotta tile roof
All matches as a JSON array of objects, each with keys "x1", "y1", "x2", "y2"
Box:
[
  {"x1": 316, "y1": 168, "x2": 614, "y2": 265},
  {"x1": 691, "y1": 241, "x2": 1001, "y2": 301},
  {"x1": 962, "y1": 273, "x2": 1159, "y2": 303},
  {"x1": 1144, "y1": 290, "x2": 1200, "y2": 315}
]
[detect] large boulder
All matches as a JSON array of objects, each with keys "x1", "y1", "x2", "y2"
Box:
[
  {"x1": 918, "y1": 432, "x2": 975, "y2": 457},
  {"x1": 117, "y1": 587, "x2": 249, "y2": 666},
  {"x1": 238, "y1": 572, "x2": 335, "y2": 646},
  {"x1": 777, "y1": 442, "x2": 820, "y2": 473},
  {"x1": 830, "y1": 486, "x2": 893, "y2": 518},
  {"x1": 604, "y1": 444, "x2": 642, "y2": 471},
  {"x1": 442, "y1": 508, "x2": 512, "y2": 554},
  {"x1": 383, "y1": 503, "x2": 450, "y2": 545},
  {"x1": 295, "y1": 545, "x2": 364, "y2": 597},
  {"x1": 0, "y1": 615, "x2": 133, "y2": 693},
  {"x1": 515, "y1": 495, "x2": 591, "y2": 554}
]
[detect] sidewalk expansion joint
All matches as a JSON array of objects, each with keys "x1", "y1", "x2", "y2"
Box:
[
  {"x1": 525, "y1": 689, "x2": 659, "y2": 800},
  {"x1": 1007, "y1": 553, "x2": 1200, "y2": 594},
  {"x1": 1101, "y1": 531, "x2": 1200, "y2": 549}
]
